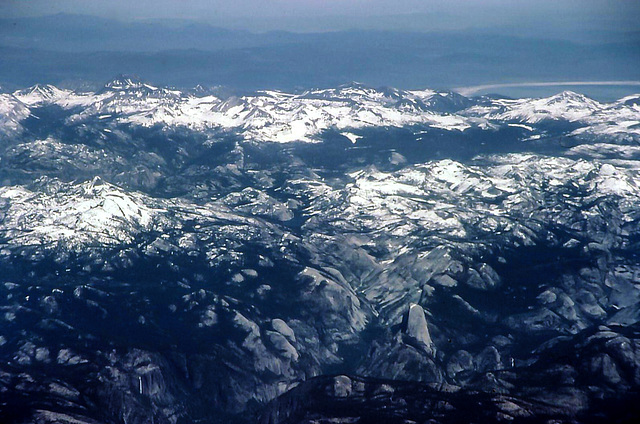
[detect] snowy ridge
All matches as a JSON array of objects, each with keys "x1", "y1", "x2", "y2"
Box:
[
  {"x1": 326, "y1": 155, "x2": 640, "y2": 251},
  {"x1": 0, "y1": 176, "x2": 286, "y2": 259},
  {"x1": 6, "y1": 151, "x2": 638, "y2": 259},
  {"x1": 0, "y1": 94, "x2": 30, "y2": 136},
  {"x1": 464, "y1": 91, "x2": 603, "y2": 123},
  {"x1": 86, "y1": 83, "x2": 474, "y2": 142},
  {"x1": 13, "y1": 84, "x2": 100, "y2": 109},
  {"x1": 463, "y1": 91, "x2": 640, "y2": 139},
  {"x1": 14, "y1": 84, "x2": 75, "y2": 107},
  {"x1": 5, "y1": 80, "x2": 640, "y2": 143},
  {"x1": 0, "y1": 177, "x2": 159, "y2": 249}
]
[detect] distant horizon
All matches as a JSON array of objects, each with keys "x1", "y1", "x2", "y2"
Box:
[
  {"x1": 2, "y1": 0, "x2": 639, "y2": 35},
  {"x1": 5, "y1": 11, "x2": 640, "y2": 37},
  {"x1": 1, "y1": 10, "x2": 638, "y2": 96}
]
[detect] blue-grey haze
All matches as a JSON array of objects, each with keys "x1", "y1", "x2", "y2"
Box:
[{"x1": 0, "y1": 12, "x2": 638, "y2": 94}]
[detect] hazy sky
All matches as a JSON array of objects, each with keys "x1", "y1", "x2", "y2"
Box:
[{"x1": 2, "y1": 0, "x2": 639, "y2": 33}]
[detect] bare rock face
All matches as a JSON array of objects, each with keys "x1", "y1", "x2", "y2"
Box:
[
  {"x1": 332, "y1": 375, "x2": 353, "y2": 398},
  {"x1": 404, "y1": 303, "x2": 434, "y2": 355},
  {"x1": 271, "y1": 319, "x2": 296, "y2": 343}
]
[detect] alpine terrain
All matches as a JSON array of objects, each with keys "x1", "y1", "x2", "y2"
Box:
[{"x1": 1, "y1": 77, "x2": 640, "y2": 423}]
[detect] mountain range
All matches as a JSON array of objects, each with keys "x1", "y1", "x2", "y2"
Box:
[{"x1": 1, "y1": 78, "x2": 640, "y2": 423}]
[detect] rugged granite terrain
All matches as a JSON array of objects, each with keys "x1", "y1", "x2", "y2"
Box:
[{"x1": 1, "y1": 79, "x2": 639, "y2": 423}]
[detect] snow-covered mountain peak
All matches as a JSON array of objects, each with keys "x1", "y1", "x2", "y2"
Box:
[
  {"x1": 103, "y1": 75, "x2": 148, "y2": 91},
  {"x1": 13, "y1": 84, "x2": 73, "y2": 106},
  {"x1": 99, "y1": 76, "x2": 183, "y2": 101},
  {"x1": 300, "y1": 83, "x2": 402, "y2": 104},
  {"x1": 463, "y1": 90, "x2": 606, "y2": 124},
  {"x1": 17, "y1": 83, "x2": 60, "y2": 97},
  {"x1": 540, "y1": 90, "x2": 602, "y2": 112},
  {"x1": 548, "y1": 90, "x2": 593, "y2": 101}
]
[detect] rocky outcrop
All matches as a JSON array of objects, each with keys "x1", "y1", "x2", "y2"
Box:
[{"x1": 404, "y1": 303, "x2": 434, "y2": 354}]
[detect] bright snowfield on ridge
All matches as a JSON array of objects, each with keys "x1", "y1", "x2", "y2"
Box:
[{"x1": 4, "y1": 79, "x2": 640, "y2": 144}]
